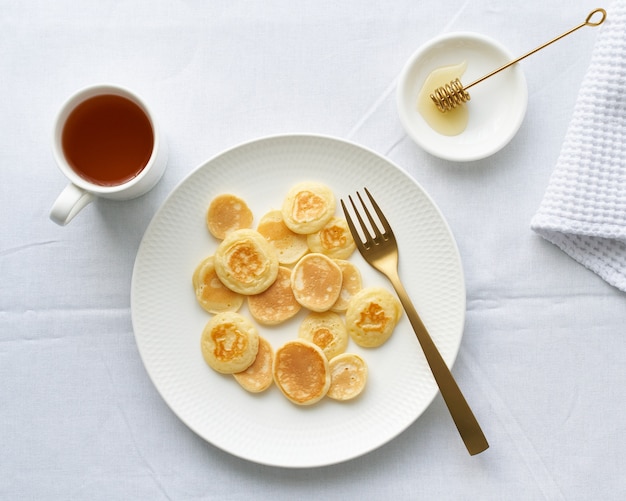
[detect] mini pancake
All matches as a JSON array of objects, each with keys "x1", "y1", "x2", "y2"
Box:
[
  {"x1": 298, "y1": 311, "x2": 348, "y2": 360},
  {"x1": 201, "y1": 312, "x2": 259, "y2": 374},
  {"x1": 273, "y1": 340, "x2": 330, "y2": 405},
  {"x1": 247, "y1": 266, "x2": 301, "y2": 325},
  {"x1": 291, "y1": 253, "x2": 343, "y2": 312},
  {"x1": 233, "y1": 336, "x2": 274, "y2": 393},
  {"x1": 192, "y1": 255, "x2": 244, "y2": 314},
  {"x1": 330, "y1": 259, "x2": 363, "y2": 313},
  {"x1": 281, "y1": 181, "x2": 336, "y2": 235},
  {"x1": 345, "y1": 287, "x2": 402, "y2": 348},
  {"x1": 306, "y1": 217, "x2": 356, "y2": 260},
  {"x1": 327, "y1": 353, "x2": 368, "y2": 401},
  {"x1": 206, "y1": 193, "x2": 254, "y2": 239},
  {"x1": 214, "y1": 229, "x2": 279, "y2": 295},
  {"x1": 256, "y1": 210, "x2": 309, "y2": 265}
]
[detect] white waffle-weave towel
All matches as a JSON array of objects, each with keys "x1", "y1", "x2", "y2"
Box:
[{"x1": 531, "y1": 2, "x2": 626, "y2": 292}]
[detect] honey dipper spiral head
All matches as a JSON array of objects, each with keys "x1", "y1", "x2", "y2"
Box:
[{"x1": 430, "y1": 78, "x2": 471, "y2": 112}]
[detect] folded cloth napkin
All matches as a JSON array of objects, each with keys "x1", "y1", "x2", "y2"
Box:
[{"x1": 531, "y1": 2, "x2": 626, "y2": 292}]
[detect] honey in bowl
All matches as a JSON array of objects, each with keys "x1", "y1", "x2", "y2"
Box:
[
  {"x1": 417, "y1": 61, "x2": 468, "y2": 136},
  {"x1": 61, "y1": 94, "x2": 154, "y2": 186}
]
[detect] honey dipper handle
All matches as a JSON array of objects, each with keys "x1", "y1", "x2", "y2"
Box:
[{"x1": 465, "y1": 8, "x2": 607, "y2": 91}]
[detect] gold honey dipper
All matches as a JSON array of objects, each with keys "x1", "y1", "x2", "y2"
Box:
[{"x1": 430, "y1": 8, "x2": 607, "y2": 112}]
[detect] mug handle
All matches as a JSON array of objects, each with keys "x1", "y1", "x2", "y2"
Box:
[{"x1": 50, "y1": 183, "x2": 95, "y2": 226}]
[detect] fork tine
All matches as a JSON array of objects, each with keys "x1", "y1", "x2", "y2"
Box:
[
  {"x1": 356, "y1": 191, "x2": 383, "y2": 241},
  {"x1": 364, "y1": 187, "x2": 394, "y2": 238},
  {"x1": 347, "y1": 194, "x2": 375, "y2": 245},
  {"x1": 341, "y1": 198, "x2": 366, "y2": 251}
]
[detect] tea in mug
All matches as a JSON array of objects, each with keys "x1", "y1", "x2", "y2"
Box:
[{"x1": 62, "y1": 94, "x2": 154, "y2": 186}]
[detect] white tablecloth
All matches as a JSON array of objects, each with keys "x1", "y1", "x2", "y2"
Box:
[{"x1": 2, "y1": 1, "x2": 625, "y2": 499}]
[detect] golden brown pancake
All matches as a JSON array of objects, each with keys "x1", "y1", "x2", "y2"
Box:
[
  {"x1": 306, "y1": 217, "x2": 356, "y2": 260},
  {"x1": 291, "y1": 253, "x2": 343, "y2": 312},
  {"x1": 192, "y1": 255, "x2": 244, "y2": 314},
  {"x1": 247, "y1": 266, "x2": 301, "y2": 325},
  {"x1": 206, "y1": 193, "x2": 254, "y2": 239},
  {"x1": 330, "y1": 259, "x2": 362, "y2": 313},
  {"x1": 327, "y1": 353, "x2": 368, "y2": 401},
  {"x1": 214, "y1": 229, "x2": 279, "y2": 295},
  {"x1": 281, "y1": 181, "x2": 336, "y2": 234},
  {"x1": 233, "y1": 336, "x2": 274, "y2": 393},
  {"x1": 298, "y1": 311, "x2": 348, "y2": 360},
  {"x1": 273, "y1": 340, "x2": 330, "y2": 405},
  {"x1": 257, "y1": 210, "x2": 309, "y2": 265},
  {"x1": 345, "y1": 287, "x2": 402, "y2": 348},
  {"x1": 200, "y1": 312, "x2": 259, "y2": 374}
]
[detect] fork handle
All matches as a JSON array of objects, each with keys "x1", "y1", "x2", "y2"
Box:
[{"x1": 390, "y1": 276, "x2": 489, "y2": 456}]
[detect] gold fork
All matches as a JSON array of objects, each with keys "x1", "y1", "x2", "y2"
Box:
[{"x1": 341, "y1": 188, "x2": 488, "y2": 456}]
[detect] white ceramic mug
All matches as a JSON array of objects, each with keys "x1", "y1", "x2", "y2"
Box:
[{"x1": 50, "y1": 84, "x2": 167, "y2": 225}]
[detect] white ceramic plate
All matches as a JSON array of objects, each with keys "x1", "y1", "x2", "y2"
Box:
[
  {"x1": 131, "y1": 134, "x2": 466, "y2": 467},
  {"x1": 397, "y1": 32, "x2": 528, "y2": 162}
]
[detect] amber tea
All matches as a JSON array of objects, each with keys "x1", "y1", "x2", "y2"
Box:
[{"x1": 61, "y1": 94, "x2": 154, "y2": 186}]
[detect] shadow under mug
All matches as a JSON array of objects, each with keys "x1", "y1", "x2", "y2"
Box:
[{"x1": 50, "y1": 84, "x2": 167, "y2": 226}]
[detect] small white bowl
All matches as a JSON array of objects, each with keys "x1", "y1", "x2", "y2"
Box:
[{"x1": 397, "y1": 32, "x2": 528, "y2": 162}]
